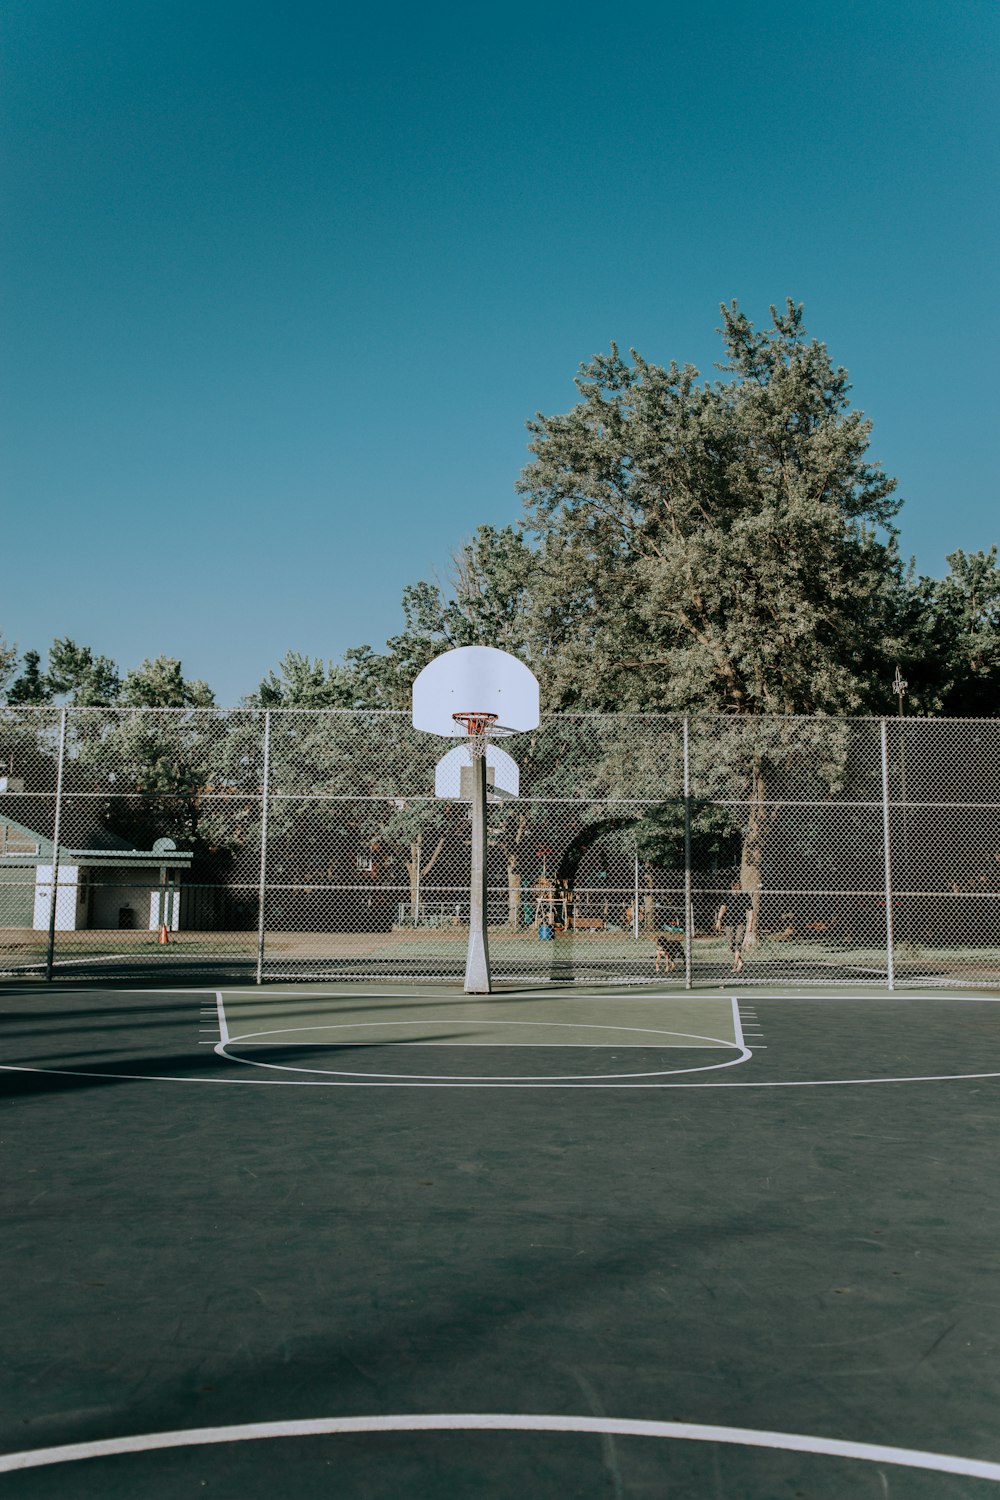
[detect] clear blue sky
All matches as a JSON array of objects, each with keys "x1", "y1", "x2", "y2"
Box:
[{"x1": 3, "y1": 0, "x2": 997, "y2": 704}]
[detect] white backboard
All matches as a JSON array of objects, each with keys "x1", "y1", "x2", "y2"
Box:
[
  {"x1": 412, "y1": 646, "x2": 540, "y2": 737},
  {"x1": 435, "y1": 743, "x2": 520, "y2": 801}
]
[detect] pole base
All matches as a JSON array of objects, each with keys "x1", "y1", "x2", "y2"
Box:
[{"x1": 464, "y1": 928, "x2": 491, "y2": 994}]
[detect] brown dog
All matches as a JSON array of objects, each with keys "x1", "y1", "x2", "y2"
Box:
[{"x1": 654, "y1": 932, "x2": 679, "y2": 973}]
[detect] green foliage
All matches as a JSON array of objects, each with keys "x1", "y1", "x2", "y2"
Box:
[
  {"x1": 517, "y1": 299, "x2": 905, "y2": 715},
  {"x1": 0, "y1": 634, "x2": 17, "y2": 695},
  {"x1": 6, "y1": 650, "x2": 51, "y2": 704},
  {"x1": 3, "y1": 641, "x2": 213, "y2": 712},
  {"x1": 255, "y1": 651, "x2": 365, "y2": 708},
  {"x1": 885, "y1": 548, "x2": 1000, "y2": 717},
  {"x1": 44, "y1": 638, "x2": 121, "y2": 706},
  {"x1": 119, "y1": 656, "x2": 215, "y2": 708},
  {"x1": 66, "y1": 708, "x2": 220, "y2": 853},
  {"x1": 443, "y1": 526, "x2": 538, "y2": 654},
  {"x1": 931, "y1": 547, "x2": 1000, "y2": 715}
]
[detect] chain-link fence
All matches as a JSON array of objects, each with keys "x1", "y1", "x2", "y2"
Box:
[{"x1": 2, "y1": 706, "x2": 999, "y2": 988}]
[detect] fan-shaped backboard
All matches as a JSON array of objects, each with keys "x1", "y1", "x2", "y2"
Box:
[
  {"x1": 434, "y1": 742, "x2": 520, "y2": 801},
  {"x1": 412, "y1": 646, "x2": 540, "y2": 738}
]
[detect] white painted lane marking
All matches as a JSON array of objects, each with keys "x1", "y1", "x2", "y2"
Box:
[
  {"x1": 725, "y1": 992, "x2": 1000, "y2": 1004},
  {"x1": 3, "y1": 1059, "x2": 1000, "y2": 1090},
  {"x1": 218, "y1": 1023, "x2": 752, "y2": 1082},
  {"x1": 214, "y1": 991, "x2": 229, "y2": 1046},
  {"x1": 731, "y1": 998, "x2": 745, "y2": 1052},
  {"x1": 224, "y1": 1017, "x2": 740, "y2": 1045},
  {"x1": 0, "y1": 1412, "x2": 998, "y2": 1481},
  {"x1": 222, "y1": 989, "x2": 738, "y2": 1006}
]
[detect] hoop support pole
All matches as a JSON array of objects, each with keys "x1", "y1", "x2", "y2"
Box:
[{"x1": 465, "y1": 749, "x2": 491, "y2": 993}]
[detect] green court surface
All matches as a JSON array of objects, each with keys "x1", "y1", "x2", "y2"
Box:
[{"x1": 3, "y1": 979, "x2": 1000, "y2": 1496}]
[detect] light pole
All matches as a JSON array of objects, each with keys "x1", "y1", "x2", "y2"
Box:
[
  {"x1": 893, "y1": 666, "x2": 910, "y2": 949},
  {"x1": 893, "y1": 665, "x2": 908, "y2": 719}
]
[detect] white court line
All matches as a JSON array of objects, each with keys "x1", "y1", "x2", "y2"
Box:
[
  {"x1": 221, "y1": 989, "x2": 731, "y2": 1004},
  {"x1": 217, "y1": 1022, "x2": 751, "y2": 1083},
  {"x1": 734, "y1": 992, "x2": 1000, "y2": 1004},
  {"x1": 214, "y1": 986, "x2": 1000, "y2": 1008},
  {"x1": 3, "y1": 987, "x2": 999, "y2": 1091},
  {"x1": 3, "y1": 1061, "x2": 1000, "y2": 1089},
  {"x1": 0, "y1": 1412, "x2": 998, "y2": 1482},
  {"x1": 224, "y1": 1017, "x2": 737, "y2": 1047},
  {"x1": 214, "y1": 991, "x2": 229, "y2": 1046}
]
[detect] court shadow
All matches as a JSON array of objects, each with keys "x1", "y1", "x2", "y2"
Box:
[{"x1": 0, "y1": 1031, "x2": 480, "y2": 1098}]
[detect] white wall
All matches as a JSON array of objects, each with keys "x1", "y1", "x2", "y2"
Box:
[
  {"x1": 32, "y1": 865, "x2": 185, "y2": 931},
  {"x1": 149, "y1": 886, "x2": 182, "y2": 930},
  {"x1": 33, "y1": 865, "x2": 81, "y2": 931}
]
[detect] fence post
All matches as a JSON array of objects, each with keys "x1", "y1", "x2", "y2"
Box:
[
  {"x1": 880, "y1": 718, "x2": 895, "y2": 991},
  {"x1": 633, "y1": 848, "x2": 640, "y2": 942},
  {"x1": 255, "y1": 710, "x2": 272, "y2": 986},
  {"x1": 45, "y1": 707, "x2": 68, "y2": 983},
  {"x1": 683, "y1": 716, "x2": 693, "y2": 991}
]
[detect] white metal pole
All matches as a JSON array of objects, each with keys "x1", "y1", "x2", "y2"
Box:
[
  {"x1": 45, "y1": 708, "x2": 68, "y2": 983},
  {"x1": 880, "y1": 718, "x2": 896, "y2": 991},
  {"x1": 465, "y1": 749, "x2": 490, "y2": 993},
  {"x1": 633, "y1": 849, "x2": 640, "y2": 941},
  {"x1": 255, "y1": 710, "x2": 272, "y2": 986}
]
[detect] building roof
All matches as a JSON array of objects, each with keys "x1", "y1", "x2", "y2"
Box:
[{"x1": 0, "y1": 804, "x2": 193, "y2": 868}]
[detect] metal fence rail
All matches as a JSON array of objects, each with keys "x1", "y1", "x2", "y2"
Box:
[{"x1": 2, "y1": 706, "x2": 999, "y2": 988}]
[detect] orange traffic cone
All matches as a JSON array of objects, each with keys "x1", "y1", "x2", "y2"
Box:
[{"x1": 158, "y1": 923, "x2": 170, "y2": 945}]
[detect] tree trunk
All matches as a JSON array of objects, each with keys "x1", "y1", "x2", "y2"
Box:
[
  {"x1": 407, "y1": 837, "x2": 421, "y2": 924},
  {"x1": 507, "y1": 852, "x2": 522, "y2": 930},
  {"x1": 642, "y1": 873, "x2": 655, "y2": 932},
  {"x1": 405, "y1": 834, "x2": 446, "y2": 925},
  {"x1": 505, "y1": 812, "x2": 527, "y2": 930},
  {"x1": 740, "y1": 757, "x2": 768, "y2": 945}
]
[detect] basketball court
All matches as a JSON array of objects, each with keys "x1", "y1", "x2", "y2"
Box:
[
  {"x1": 4, "y1": 652, "x2": 1000, "y2": 1493},
  {"x1": 3, "y1": 973, "x2": 1000, "y2": 1496}
]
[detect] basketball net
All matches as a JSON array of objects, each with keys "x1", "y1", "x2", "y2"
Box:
[{"x1": 452, "y1": 712, "x2": 497, "y2": 761}]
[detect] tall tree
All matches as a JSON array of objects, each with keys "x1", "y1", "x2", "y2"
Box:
[
  {"x1": 517, "y1": 300, "x2": 904, "y2": 714},
  {"x1": 5, "y1": 650, "x2": 50, "y2": 704},
  {"x1": 44, "y1": 638, "x2": 121, "y2": 706},
  {"x1": 255, "y1": 650, "x2": 367, "y2": 709},
  {"x1": 516, "y1": 300, "x2": 909, "y2": 913},
  {"x1": 119, "y1": 656, "x2": 215, "y2": 708}
]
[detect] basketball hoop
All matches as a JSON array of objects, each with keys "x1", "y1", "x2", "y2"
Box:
[
  {"x1": 411, "y1": 648, "x2": 540, "y2": 996},
  {"x1": 452, "y1": 711, "x2": 498, "y2": 759}
]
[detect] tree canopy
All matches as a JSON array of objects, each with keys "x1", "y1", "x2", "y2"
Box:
[
  {"x1": 516, "y1": 300, "x2": 906, "y2": 714},
  {"x1": 2, "y1": 640, "x2": 214, "y2": 709}
]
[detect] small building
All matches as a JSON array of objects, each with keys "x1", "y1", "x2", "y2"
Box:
[{"x1": 0, "y1": 778, "x2": 193, "y2": 932}]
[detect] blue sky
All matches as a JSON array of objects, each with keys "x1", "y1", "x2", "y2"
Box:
[{"x1": 3, "y1": 0, "x2": 997, "y2": 704}]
